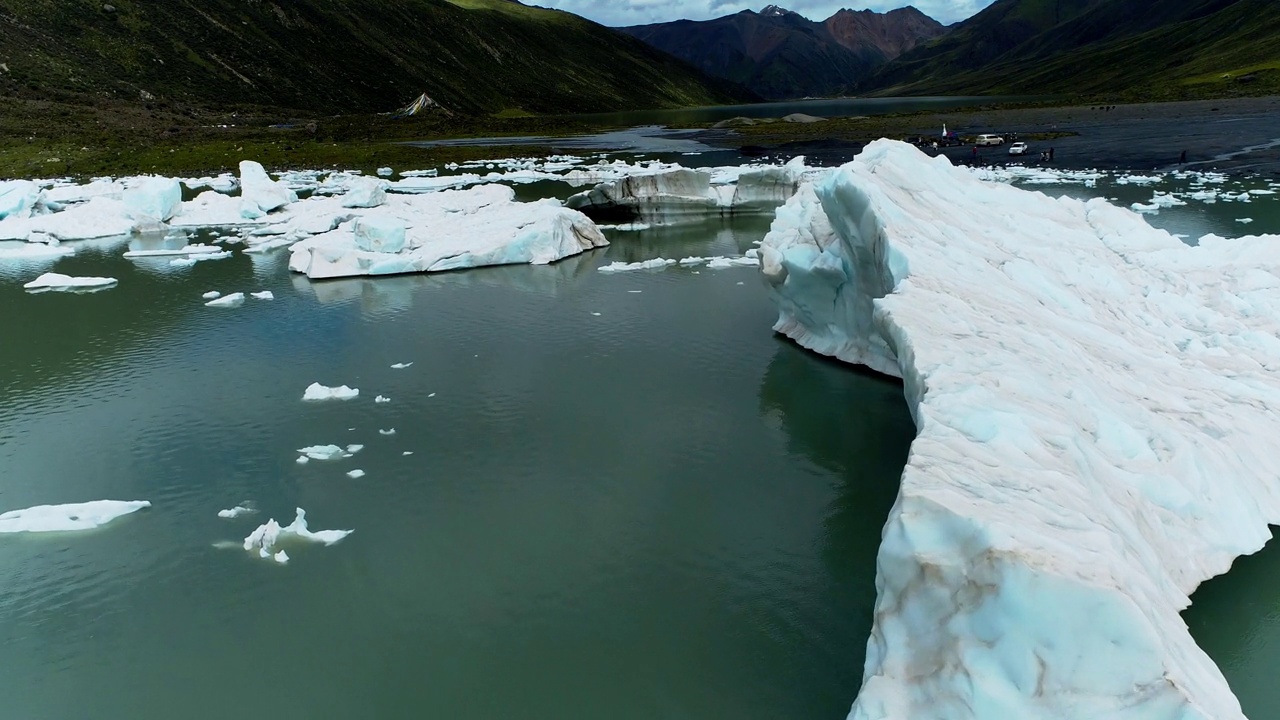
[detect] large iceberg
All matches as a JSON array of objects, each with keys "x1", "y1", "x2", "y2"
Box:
[
  {"x1": 565, "y1": 157, "x2": 806, "y2": 226},
  {"x1": 760, "y1": 140, "x2": 1280, "y2": 720},
  {"x1": 288, "y1": 184, "x2": 607, "y2": 279}
]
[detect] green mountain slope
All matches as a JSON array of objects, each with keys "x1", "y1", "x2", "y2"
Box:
[
  {"x1": 863, "y1": 0, "x2": 1280, "y2": 98},
  {"x1": 0, "y1": 0, "x2": 751, "y2": 116}
]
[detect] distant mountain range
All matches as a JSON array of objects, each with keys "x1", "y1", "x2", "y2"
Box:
[
  {"x1": 621, "y1": 5, "x2": 947, "y2": 100},
  {"x1": 862, "y1": 0, "x2": 1280, "y2": 99},
  {"x1": 0, "y1": 0, "x2": 752, "y2": 116}
]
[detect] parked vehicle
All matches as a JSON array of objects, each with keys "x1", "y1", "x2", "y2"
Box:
[
  {"x1": 975, "y1": 134, "x2": 1005, "y2": 147},
  {"x1": 1008, "y1": 142, "x2": 1029, "y2": 156}
]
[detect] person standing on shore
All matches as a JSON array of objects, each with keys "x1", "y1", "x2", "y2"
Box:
[
  {"x1": 1180, "y1": 150, "x2": 1188, "y2": 164},
  {"x1": 1049, "y1": 147, "x2": 1055, "y2": 161}
]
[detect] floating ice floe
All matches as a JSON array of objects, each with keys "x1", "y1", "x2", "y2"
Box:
[
  {"x1": 218, "y1": 503, "x2": 257, "y2": 519},
  {"x1": 376, "y1": 167, "x2": 394, "y2": 177},
  {"x1": 202, "y1": 291, "x2": 221, "y2": 300},
  {"x1": 1238, "y1": 218, "x2": 1254, "y2": 224},
  {"x1": 23, "y1": 273, "x2": 118, "y2": 292},
  {"x1": 599, "y1": 255, "x2": 757, "y2": 273},
  {"x1": 302, "y1": 383, "x2": 359, "y2": 401},
  {"x1": 124, "y1": 243, "x2": 224, "y2": 258},
  {"x1": 378, "y1": 429, "x2": 396, "y2": 436},
  {"x1": 761, "y1": 139, "x2": 1280, "y2": 720},
  {"x1": 242, "y1": 507, "x2": 352, "y2": 563},
  {"x1": 0, "y1": 500, "x2": 151, "y2": 533},
  {"x1": 250, "y1": 290, "x2": 274, "y2": 300},
  {"x1": 44, "y1": 178, "x2": 124, "y2": 205},
  {"x1": 205, "y1": 292, "x2": 245, "y2": 308},
  {"x1": 296, "y1": 444, "x2": 363, "y2": 461},
  {"x1": 598, "y1": 258, "x2": 677, "y2": 273},
  {"x1": 0, "y1": 241, "x2": 75, "y2": 261},
  {"x1": 390, "y1": 362, "x2": 413, "y2": 369},
  {"x1": 171, "y1": 250, "x2": 233, "y2": 267},
  {"x1": 375, "y1": 395, "x2": 391, "y2": 404},
  {"x1": 287, "y1": 184, "x2": 607, "y2": 279},
  {"x1": 346, "y1": 470, "x2": 366, "y2": 479}
]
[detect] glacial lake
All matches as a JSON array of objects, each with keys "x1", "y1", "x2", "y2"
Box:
[{"x1": 1, "y1": 155, "x2": 1278, "y2": 719}]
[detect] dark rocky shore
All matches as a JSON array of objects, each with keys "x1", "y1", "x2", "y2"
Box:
[{"x1": 699, "y1": 96, "x2": 1280, "y2": 174}]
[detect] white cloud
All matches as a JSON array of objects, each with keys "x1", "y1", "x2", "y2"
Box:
[{"x1": 532, "y1": 0, "x2": 996, "y2": 27}]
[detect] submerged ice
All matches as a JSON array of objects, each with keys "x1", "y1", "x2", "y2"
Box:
[{"x1": 761, "y1": 139, "x2": 1280, "y2": 720}]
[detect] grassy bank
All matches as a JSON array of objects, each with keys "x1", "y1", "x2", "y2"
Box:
[{"x1": 0, "y1": 95, "x2": 616, "y2": 178}]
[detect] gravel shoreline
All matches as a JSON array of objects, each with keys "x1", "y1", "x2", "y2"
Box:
[{"x1": 703, "y1": 96, "x2": 1280, "y2": 174}]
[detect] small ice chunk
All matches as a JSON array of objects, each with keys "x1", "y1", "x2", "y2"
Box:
[
  {"x1": 205, "y1": 292, "x2": 245, "y2": 308},
  {"x1": 341, "y1": 176, "x2": 388, "y2": 209},
  {"x1": 379, "y1": 429, "x2": 396, "y2": 436},
  {"x1": 403, "y1": 451, "x2": 415, "y2": 456},
  {"x1": 202, "y1": 291, "x2": 222, "y2": 300},
  {"x1": 376, "y1": 167, "x2": 394, "y2": 177},
  {"x1": 591, "y1": 312, "x2": 602, "y2": 316},
  {"x1": 1237, "y1": 218, "x2": 1254, "y2": 224},
  {"x1": 23, "y1": 273, "x2": 118, "y2": 292},
  {"x1": 274, "y1": 550, "x2": 289, "y2": 564},
  {"x1": 251, "y1": 291, "x2": 274, "y2": 300},
  {"x1": 218, "y1": 503, "x2": 257, "y2": 519},
  {"x1": 346, "y1": 444, "x2": 364, "y2": 454},
  {"x1": 0, "y1": 500, "x2": 151, "y2": 533},
  {"x1": 391, "y1": 362, "x2": 414, "y2": 369},
  {"x1": 347, "y1": 469, "x2": 366, "y2": 479},
  {"x1": 296, "y1": 456, "x2": 310, "y2": 465},
  {"x1": 375, "y1": 395, "x2": 391, "y2": 404},
  {"x1": 302, "y1": 383, "x2": 360, "y2": 401},
  {"x1": 428, "y1": 393, "x2": 436, "y2": 398}
]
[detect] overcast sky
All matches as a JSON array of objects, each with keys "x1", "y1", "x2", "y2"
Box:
[{"x1": 532, "y1": 1, "x2": 997, "y2": 27}]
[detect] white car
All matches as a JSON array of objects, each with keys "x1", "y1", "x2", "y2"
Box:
[
  {"x1": 975, "y1": 134, "x2": 1005, "y2": 146},
  {"x1": 1008, "y1": 142, "x2": 1029, "y2": 156}
]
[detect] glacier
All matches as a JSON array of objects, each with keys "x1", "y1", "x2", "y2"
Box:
[{"x1": 760, "y1": 139, "x2": 1280, "y2": 720}]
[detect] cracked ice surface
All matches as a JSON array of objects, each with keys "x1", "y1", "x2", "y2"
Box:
[{"x1": 760, "y1": 140, "x2": 1280, "y2": 720}]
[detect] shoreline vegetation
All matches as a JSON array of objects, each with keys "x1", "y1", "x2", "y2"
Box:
[{"x1": 3, "y1": 92, "x2": 1278, "y2": 179}]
